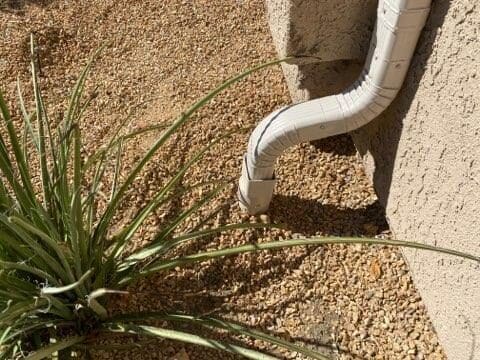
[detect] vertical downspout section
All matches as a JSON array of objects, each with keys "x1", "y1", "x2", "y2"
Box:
[{"x1": 238, "y1": 0, "x2": 431, "y2": 214}]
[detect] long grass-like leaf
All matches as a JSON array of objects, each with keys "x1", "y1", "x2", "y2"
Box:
[
  {"x1": 16, "y1": 78, "x2": 40, "y2": 152},
  {"x1": 63, "y1": 43, "x2": 105, "y2": 133},
  {"x1": 104, "y1": 323, "x2": 279, "y2": 360},
  {"x1": 156, "y1": 222, "x2": 282, "y2": 256},
  {"x1": 109, "y1": 138, "x2": 123, "y2": 203},
  {"x1": 123, "y1": 237, "x2": 479, "y2": 284},
  {"x1": 0, "y1": 299, "x2": 38, "y2": 325},
  {"x1": 41, "y1": 268, "x2": 93, "y2": 295},
  {"x1": 0, "y1": 90, "x2": 37, "y2": 212},
  {"x1": 0, "y1": 84, "x2": 36, "y2": 204},
  {"x1": 0, "y1": 271, "x2": 39, "y2": 295},
  {"x1": 8, "y1": 216, "x2": 71, "y2": 264},
  {"x1": 0, "y1": 178, "x2": 13, "y2": 212},
  {"x1": 70, "y1": 124, "x2": 89, "y2": 281},
  {"x1": 30, "y1": 35, "x2": 53, "y2": 213},
  {"x1": 24, "y1": 336, "x2": 86, "y2": 360},
  {"x1": 7, "y1": 215, "x2": 76, "y2": 286},
  {"x1": 123, "y1": 222, "x2": 281, "y2": 269},
  {"x1": 0, "y1": 290, "x2": 25, "y2": 301},
  {"x1": 112, "y1": 312, "x2": 331, "y2": 360},
  {"x1": 0, "y1": 227, "x2": 38, "y2": 264},
  {"x1": 0, "y1": 320, "x2": 75, "y2": 345},
  {"x1": 54, "y1": 43, "x2": 104, "y2": 241},
  {"x1": 0, "y1": 215, "x2": 71, "y2": 284},
  {"x1": 0, "y1": 260, "x2": 59, "y2": 286}
]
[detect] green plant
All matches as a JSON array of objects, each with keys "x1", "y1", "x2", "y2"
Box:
[{"x1": 0, "y1": 37, "x2": 478, "y2": 360}]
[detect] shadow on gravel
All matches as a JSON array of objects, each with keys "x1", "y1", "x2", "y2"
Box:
[
  {"x1": 0, "y1": 0, "x2": 52, "y2": 12},
  {"x1": 269, "y1": 194, "x2": 389, "y2": 237},
  {"x1": 311, "y1": 134, "x2": 358, "y2": 157},
  {"x1": 119, "y1": 194, "x2": 386, "y2": 359}
]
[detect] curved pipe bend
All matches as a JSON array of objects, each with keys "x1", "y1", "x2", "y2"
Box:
[{"x1": 238, "y1": 0, "x2": 431, "y2": 214}]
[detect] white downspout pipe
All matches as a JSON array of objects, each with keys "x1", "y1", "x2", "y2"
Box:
[{"x1": 238, "y1": 0, "x2": 431, "y2": 214}]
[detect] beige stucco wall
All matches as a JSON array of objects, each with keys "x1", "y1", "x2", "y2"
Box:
[{"x1": 265, "y1": 0, "x2": 480, "y2": 359}]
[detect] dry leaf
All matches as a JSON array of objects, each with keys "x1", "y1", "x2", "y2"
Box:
[{"x1": 369, "y1": 259, "x2": 382, "y2": 280}]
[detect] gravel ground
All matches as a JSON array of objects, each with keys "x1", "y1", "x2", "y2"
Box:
[{"x1": 0, "y1": 1, "x2": 445, "y2": 359}]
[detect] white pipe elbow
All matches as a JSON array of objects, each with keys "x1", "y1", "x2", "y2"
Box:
[{"x1": 238, "y1": 0, "x2": 431, "y2": 214}]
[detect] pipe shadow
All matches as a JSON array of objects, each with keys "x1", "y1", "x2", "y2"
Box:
[
  {"x1": 311, "y1": 133, "x2": 358, "y2": 157},
  {"x1": 269, "y1": 194, "x2": 389, "y2": 237},
  {"x1": 153, "y1": 191, "x2": 389, "y2": 309},
  {"x1": 290, "y1": 0, "x2": 453, "y2": 210},
  {"x1": 350, "y1": 0, "x2": 453, "y2": 208}
]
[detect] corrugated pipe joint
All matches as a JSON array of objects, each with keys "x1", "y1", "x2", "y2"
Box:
[{"x1": 238, "y1": 155, "x2": 276, "y2": 214}]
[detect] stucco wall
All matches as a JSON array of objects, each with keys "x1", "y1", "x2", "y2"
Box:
[
  {"x1": 266, "y1": 0, "x2": 377, "y2": 62},
  {"x1": 265, "y1": 0, "x2": 480, "y2": 359}
]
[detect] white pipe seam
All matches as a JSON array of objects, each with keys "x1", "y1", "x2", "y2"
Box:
[{"x1": 238, "y1": 0, "x2": 431, "y2": 214}]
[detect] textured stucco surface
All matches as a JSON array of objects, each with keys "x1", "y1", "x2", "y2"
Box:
[
  {"x1": 266, "y1": 0, "x2": 480, "y2": 359},
  {"x1": 265, "y1": 0, "x2": 377, "y2": 62}
]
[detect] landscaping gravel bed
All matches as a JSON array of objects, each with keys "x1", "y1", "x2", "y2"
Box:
[{"x1": 0, "y1": 1, "x2": 445, "y2": 359}]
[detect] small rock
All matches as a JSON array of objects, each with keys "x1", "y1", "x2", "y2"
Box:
[
  {"x1": 170, "y1": 348, "x2": 189, "y2": 360},
  {"x1": 259, "y1": 214, "x2": 270, "y2": 224}
]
